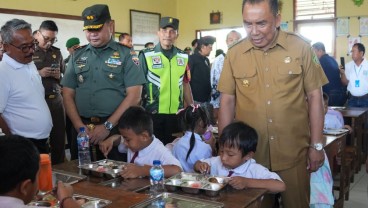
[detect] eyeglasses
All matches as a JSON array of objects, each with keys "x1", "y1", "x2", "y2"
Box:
[
  {"x1": 8, "y1": 41, "x2": 38, "y2": 53},
  {"x1": 39, "y1": 31, "x2": 57, "y2": 44}
]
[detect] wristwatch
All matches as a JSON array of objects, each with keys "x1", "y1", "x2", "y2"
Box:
[
  {"x1": 104, "y1": 121, "x2": 113, "y2": 131},
  {"x1": 310, "y1": 143, "x2": 324, "y2": 151}
]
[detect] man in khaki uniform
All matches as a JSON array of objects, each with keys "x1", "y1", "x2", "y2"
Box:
[{"x1": 218, "y1": 0, "x2": 328, "y2": 207}]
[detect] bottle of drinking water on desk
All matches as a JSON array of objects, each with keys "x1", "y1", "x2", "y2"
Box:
[
  {"x1": 77, "y1": 127, "x2": 91, "y2": 166},
  {"x1": 150, "y1": 160, "x2": 165, "y2": 195}
]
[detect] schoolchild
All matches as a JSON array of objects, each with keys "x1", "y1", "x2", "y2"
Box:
[
  {"x1": 172, "y1": 104, "x2": 215, "y2": 172},
  {"x1": 99, "y1": 106, "x2": 182, "y2": 179},
  {"x1": 194, "y1": 121, "x2": 285, "y2": 193},
  {"x1": 0, "y1": 135, "x2": 81, "y2": 208}
]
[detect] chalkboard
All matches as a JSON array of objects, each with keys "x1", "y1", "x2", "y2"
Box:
[
  {"x1": 0, "y1": 9, "x2": 87, "y2": 59},
  {"x1": 130, "y1": 10, "x2": 160, "y2": 45}
]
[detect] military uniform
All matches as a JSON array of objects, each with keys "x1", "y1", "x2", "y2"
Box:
[
  {"x1": 139, "y1": 44, "x2": 190, "y2": 145},
  {"x1": 62, "y1": 39, "x2": 146, "y2": 160},
  {"x1": 218, "y1": 30, "x2": 328, "y2": 207},
  {"x1": 33, "y1": 45, "x2": 65, "y2": 165}
]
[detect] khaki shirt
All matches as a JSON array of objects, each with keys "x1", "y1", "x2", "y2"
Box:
[
  {"x1": 218, "y1": 30, "x2": 328, "y2": 171},
  {"x1": 33, "y1": 46, "x2": 64, "y2": 95},
  {"x1": 61, "y1": 39, "x2": 146, "y2": 117}
]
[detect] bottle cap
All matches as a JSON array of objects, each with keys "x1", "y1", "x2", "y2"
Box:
[
  {"x1": 40, "y1": 154, "x2": 51, "y2": 165},
  {"x1": 153, "y1": 160, "x2": 161, "y2": 165},
  {"x1": 79, "y1": 127, "x2": 85, "y2": 132}
]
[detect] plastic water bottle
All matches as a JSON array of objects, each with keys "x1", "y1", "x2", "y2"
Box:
[
  {"x1": 77, "y1": 127, "x2": 91, "y2": 166},
  {"x1": 150, "y1": 160, "x2": 165, "y2": 194},
  {"x1": 0, "y1": 128, "x2": 5, "y2": 136}
]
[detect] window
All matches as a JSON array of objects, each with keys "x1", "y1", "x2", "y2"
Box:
[
  {"x1": 294, "y1": 0, "x2": 336, "y2": 55},
  {"x1": 196, "y1": 27, "x2": 247, "y2": 62},
  {"x1": 295, "y1": 0, "x2": 335, "y2": 20}
]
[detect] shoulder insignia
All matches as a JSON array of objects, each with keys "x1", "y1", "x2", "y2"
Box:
[
  {"x1": 75, "y1": 45, "x2": 87, "y2": 51},
  {"x1": 228, "y1": 38, "x2": 246, "y2": 50},
  {"x1": 285, "y1": 31, "x2": 311, "y2": 44}
]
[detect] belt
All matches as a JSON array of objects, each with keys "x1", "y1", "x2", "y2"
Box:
[
  {"x1": 351, "y1": 93, "x2": 368, "y2": 98},
  {"x1": 45, "y1": 94, "x2": 60, "y2": 99},
  {"x1": 81, "y1": 116, "x2": 109, "y2": 124}
]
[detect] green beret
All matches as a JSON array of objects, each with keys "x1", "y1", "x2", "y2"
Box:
[{"x1": 65, "y1": 37, "x2": 80, "y2": 49}]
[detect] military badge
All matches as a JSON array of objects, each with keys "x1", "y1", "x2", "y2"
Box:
[
  {"x1": 52, "y1": 54, "x2": 56, "y2": 59},
  {"x1": 109, "y1": 73, "x2": 114, "y2": 79},
  {"x1": 177, "y1": 57, "x2": 184, "y2": 66},
  {"x1": 152, "y1": 56, "x2": 162, "y2": 65},
  {"x1": 242, "y1": 80, "x2": 250, "y2": 87},
  {"x1": 284, "y1": 56, "x2": 291, "y2": 63},
  {"x1": 76, "y1": 57, "x2": 88, "y2": 65}
]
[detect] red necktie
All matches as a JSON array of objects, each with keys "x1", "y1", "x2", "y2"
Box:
[
  {"x1": 227, "y1": 170, "x2": 234, "y2": 177},
  {"x1": 130, "y1": 151, "x2": 139, "y2": 163}
]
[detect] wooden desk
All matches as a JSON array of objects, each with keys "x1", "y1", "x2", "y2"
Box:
[
  {"x1": 53, "y1": 161, "x2": 267, "y2": 208},
  {"x1": 337, "y1": 108, "x2": 366, "y2": 172},
  {"x1": 324, "y1": 133, "x2": 347, "y2": 208}
]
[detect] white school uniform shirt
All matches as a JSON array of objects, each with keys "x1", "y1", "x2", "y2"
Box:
[
  {"x1": 0, "y1": 54, "x2": 52, "y2": 139},
  {"x1": 344, "y1": 58, "x2": 368, "y2": 96},
  {"x1": 0, "y1": 196, "x2": 39, "y2": 208},
  {"x1": 324, "y1": 109, "x2": 344, "y2": 129},
  {"x1": 201, "y1": 156, "x2": 282, "y2": 181},
  {"x1": 173, "y1": 131, "x2": 212, "y2": 172},
  {"x1": 118, "y1": 136, "x2": 182, "y2": 169}
]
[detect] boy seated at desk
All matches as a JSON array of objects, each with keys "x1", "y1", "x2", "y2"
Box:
[
  {"x1": 99, "y1": 106, "x2": 182, "y2": 179},
  {"x1": 323, "y1": 93, "x2": 352, "y2": 132},
  {"x1": 194, "y1": 121, "x2": 285, "y2": 193},
  {"x1": 0, "y1": 135, "x2": 81, "y2": 208}
]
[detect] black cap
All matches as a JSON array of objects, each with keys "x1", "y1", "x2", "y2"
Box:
[
  {"x1": 198, "y1": 36, "x2": 216, "y2": 45},
  {"x1": 159, "y1": 17, "x2": 179, "y2": 30},
  {"x1": 82, "y1": 4, "x2": 111, "y2": 30}
]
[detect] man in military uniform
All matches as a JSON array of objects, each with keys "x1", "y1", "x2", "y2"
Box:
[
  {"x1": 33, "y1": 20, "x2": 65, "y2": 165},
  {"x1": 64, "y1": 37, "x2": 80, "y2": 65},
  {"x1": 139, "y1": 17, "x2": 193, "y2": 145},
  {"x1": 61, "y1": 4, "x2": 146, "y2": 161},
  {"x1": 218, "y1": 0, "x2": 328, "y2": 207}
]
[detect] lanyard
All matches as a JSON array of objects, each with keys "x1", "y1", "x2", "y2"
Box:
[{"x1": 354, "y1": 64, "x2": 363, "y2": 78}]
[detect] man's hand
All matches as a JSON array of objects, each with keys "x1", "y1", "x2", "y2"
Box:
[
  {"x1": 308, "y1": 148, "x2": 325, "y2": 172},
  {"x1": 89, "y1": 124, "x2": 109, "y2": 145}
]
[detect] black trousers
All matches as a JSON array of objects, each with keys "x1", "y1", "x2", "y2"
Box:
[
  {"x1": 152, "y1": 114, "x2": 181, "y2": 145},
  {"x1": 70, "y1": 117, "x2": 126, "y2": 162},
  {"x1": 45, "y1": 94, "x2": 65, "y2": 165}
]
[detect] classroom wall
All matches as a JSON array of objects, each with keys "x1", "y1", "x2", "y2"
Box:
[{"x1": 1, "y1": 0, "x2": 368, "y2": 62}]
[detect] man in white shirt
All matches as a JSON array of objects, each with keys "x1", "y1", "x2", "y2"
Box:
[
  {"x1": 340, "y1": 43, "x2": 368, "y2": 107},
  {"x1": 0, "y1": 19, "x2": 52, "y2": 153}
]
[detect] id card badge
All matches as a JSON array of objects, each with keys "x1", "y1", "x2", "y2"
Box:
[{"x1": 355, "y1": 80, "x2": 360, "y2": 87}]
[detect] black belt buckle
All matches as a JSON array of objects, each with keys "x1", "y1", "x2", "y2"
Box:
[
  {"x1": 46, "y1": 94, "x2": 56, "y2": 99},
  {"x1": 90, "y1": 117, "x2": 100, "y2": 123}
]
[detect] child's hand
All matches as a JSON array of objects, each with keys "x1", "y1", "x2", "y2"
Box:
[
  {"x1": 228, "y1": 176, "x2": 248, "y2": 189},
  {"x1": 98, "y1": 137, "x2": 114, "y2": 157},
  {"x1": 195, "y1": 161, "x2": 210, "y2": 174},
  {"x1": 56, "y1": 181, "x2": 74, "y2": 201},
  {"x1": 120, "y1": 164, "x2": 143, "y2": 179}
]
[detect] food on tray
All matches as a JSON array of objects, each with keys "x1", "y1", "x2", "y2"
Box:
[
  {"x1": 208, "y1": 177, "x2": 219, "y2": 183},
  {"x1": 96, "y1": 166, "x2": 106, "y2": 172},
  {"x1": 190, "y1": 182, "x2": 201, "y2": 188}
]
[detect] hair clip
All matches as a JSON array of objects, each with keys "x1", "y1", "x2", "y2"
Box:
[{"x1": 190, "y1": 104, "x2": 200, "y2": 112}]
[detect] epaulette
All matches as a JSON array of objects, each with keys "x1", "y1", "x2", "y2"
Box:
[
  {"x1": 50, "y1": 45, "x2": 60, "y2": 50},
  {"x1": 285, "y1": 31, "x2": 311, "y2": 44},
  {"x1": 75, "y1": 45, "x2": 87, "y2": 51},
  {"x1": 118, "y1": 42, "x2": 132, "y2": 49},
  {"x1": 228, "y1": 38, "x2": 246, "y2": 50}
]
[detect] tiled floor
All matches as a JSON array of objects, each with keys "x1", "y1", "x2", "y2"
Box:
[{"x1": 344, "y1": 164, "x2": 368, "y2": 208}]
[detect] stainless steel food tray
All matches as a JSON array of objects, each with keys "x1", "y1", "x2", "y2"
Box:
[
  {"x1": 28, "y1": 193, "x2": 111, "y2": 207},
  {"x1": 165, "y1": 172, "x2": 229, "y2": 196},
  {"x1": 130, "y1": 192, "x2": 224, "y2": 208},
  {"x1": 78, "y1": 159, "x2": 127, "y2": 178},
  {"x1": 52, "y1": 169, "x2": 87, "y2": 185}
]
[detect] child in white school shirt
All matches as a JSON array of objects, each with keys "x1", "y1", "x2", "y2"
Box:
[
  {"x1": 194, "y1": 121, "x2": 285, "y2": 193},
  {"x1": 172, "y1": 104, "x2": 215, "y2": 172},
  {"x1": 99, "y1": 106, "x2": 182, "y2": 179}
]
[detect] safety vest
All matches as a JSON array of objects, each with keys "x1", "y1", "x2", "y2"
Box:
[{"x1": 143, "y1": 50, "x2": 188, "y2": 114}]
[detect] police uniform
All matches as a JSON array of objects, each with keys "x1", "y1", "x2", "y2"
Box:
[
  {"x1": 33, "y1": 45, "x2": 65, "y2": 165},
  {"x1": 218, "y1": 30, "x2": 328, "y2": 208},
  {"x1": 139, "y1": 17, "x2": 191, "y2": 145},
  {"x1": 61, "y1": 4, "x2": 146, "y2": 161}
]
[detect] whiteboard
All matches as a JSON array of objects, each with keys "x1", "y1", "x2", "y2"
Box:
[
  {"x1": 130, "y1": 10, "x2": 160, "y2": 45},
  {"x1": 0, "y1": 12, "x2": 87, "y2": 59}
]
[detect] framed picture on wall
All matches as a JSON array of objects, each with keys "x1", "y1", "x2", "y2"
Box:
[{"x1": 130, "y1": 10, "x2": 160, "y2": 45}]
